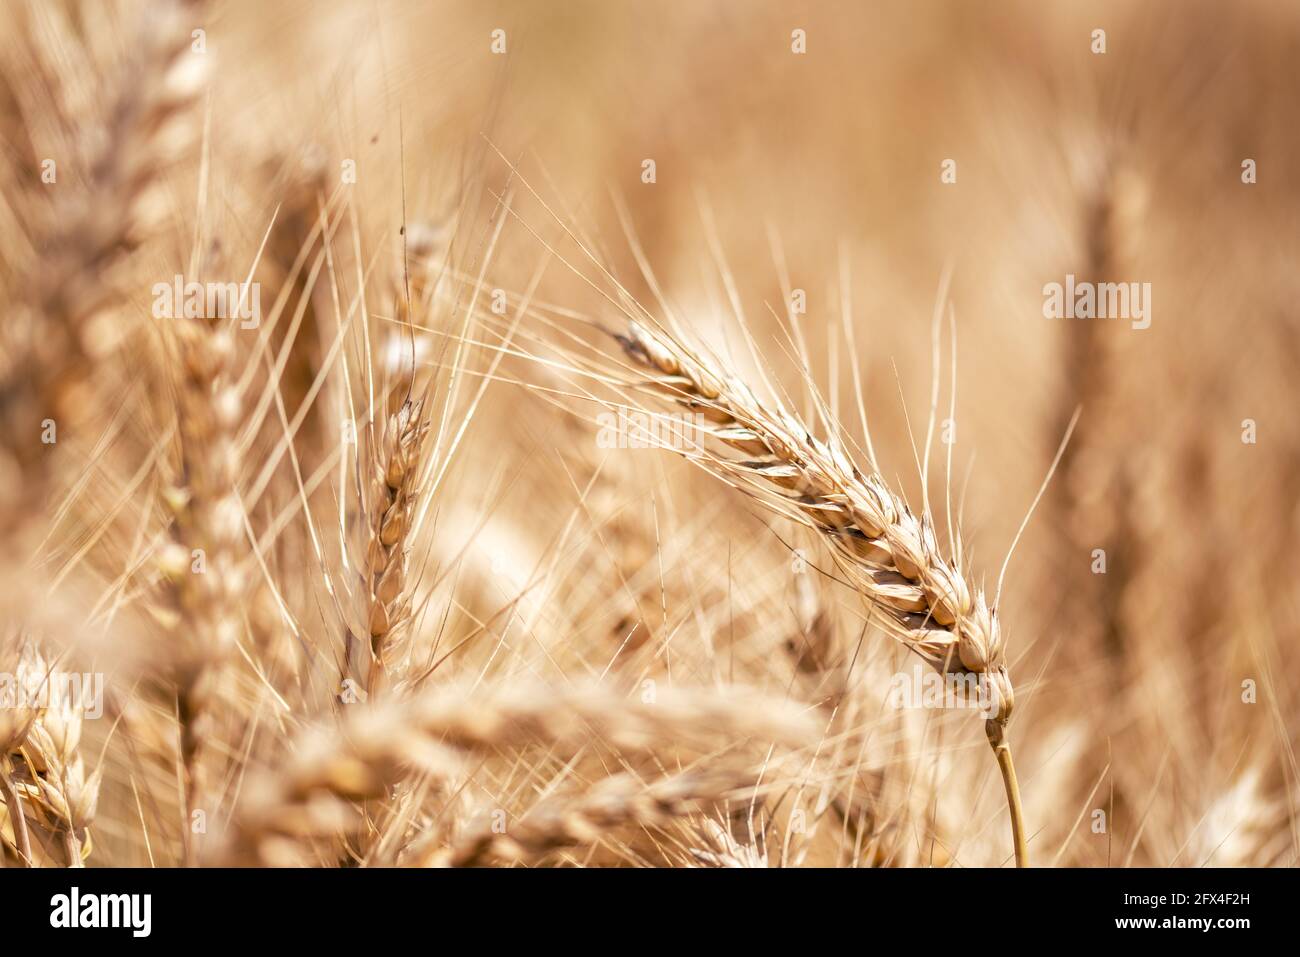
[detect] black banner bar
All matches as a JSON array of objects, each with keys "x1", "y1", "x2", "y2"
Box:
[{"x1": 0, "y1": 867, "x2": 1278, "y2": 944}]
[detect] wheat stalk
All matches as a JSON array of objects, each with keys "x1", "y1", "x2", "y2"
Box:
[
  {"x1": 0, "y1": 635, "x2": 41, "y2": 866},
  {"x1": 1058, "y1": 148, "x2": 1147, "y2": 667},
  {"x1": 608, "y1": 319, "x2": 1028, "y2": 866},
  {"x1": 260, "y1": 149, "x2": 335, "y2": 475}
]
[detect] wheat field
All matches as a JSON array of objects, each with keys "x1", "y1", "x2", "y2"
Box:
[{"x1": 1, "y1": 0, "x2": 1297, "y2": 870}]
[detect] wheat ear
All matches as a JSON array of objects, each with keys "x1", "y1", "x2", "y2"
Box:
[
  {"x1": 17, "y1": 693, "x2": 102, "y2": 867},
  {"x1": 156, "y1": 320, "x2": 245, "y2": 865},
  {"x1": 0, "y1": 0, "x2": 207, "y2": 537},
  {"x1": 355, "y1": 397, "x2": 430, "y2": 699},
  {"x1": 0, "y1": 639, "x2": 102, "y2": 867},
  {"x1": 341, "y1": 228, "x2": 444, "y2": 702},
  {"x1": 611, "y1": 320, "x2": 1028, "y2": 866}
]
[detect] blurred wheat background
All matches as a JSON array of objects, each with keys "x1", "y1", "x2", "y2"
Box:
[{"x1": 1, "y1": 0, "x2": 1297, "y2": 868}]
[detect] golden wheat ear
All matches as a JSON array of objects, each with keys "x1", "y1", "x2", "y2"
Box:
[
  {"x1": 601, "y1": 319, "x2": 1028, "y2": 865},
  {"x1": 0, "y1": 0, "x2": 209, "y2": 543},
  {"x1": 154, "y1": 318, "x2": 246, "y2": 866}
]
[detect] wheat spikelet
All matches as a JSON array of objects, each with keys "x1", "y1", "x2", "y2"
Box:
[
  {"x1": 402, "y1": 682, "x2": 814, "y2": 754},
  {"x1": 341, "y1": 384, "x2": 433, "y2": 862},
  {"x1": 608, "y1": 319, "x2": 1027, "y2": 864},
  {"x1": 215, "y1": 707, "x2": 466, "y2": 866}
]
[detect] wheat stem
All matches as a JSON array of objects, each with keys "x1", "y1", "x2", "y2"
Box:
[
  {"x1": 0, "y1": 757, "x2": 32, "y2": 867},
  {"x1": 62, "y1": 828, "x2": 83, "y2": 869},
  {"x1": 986, "y1": 718, "x2": 1028, "y2": 867}
]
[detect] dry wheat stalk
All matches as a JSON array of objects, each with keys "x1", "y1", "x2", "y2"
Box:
[
  {"x1": 0, "y1": 0, "x2": 207, "y2": 537},
  {"x1": 260, "y1": 148, "x2": 334, "y2": 472},
  {"x1": 1058, "y1": 149, "x2": 1147, "y2": 667},
  {"x1": 155, "y1": 318, "x2": 245, "y2": 865},
  {"x1": 610, "y1": 319, "x2": 1028, "y2": 865},
  {"x1": 441, "y1": 769, "x2": 753, "y2": 867},
  {"x1": 0, "y1": 754, "x2": 32, "y2": 865},
  {"x1": 341, "y1": 237, "x2": 442, "y2": 702}
]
